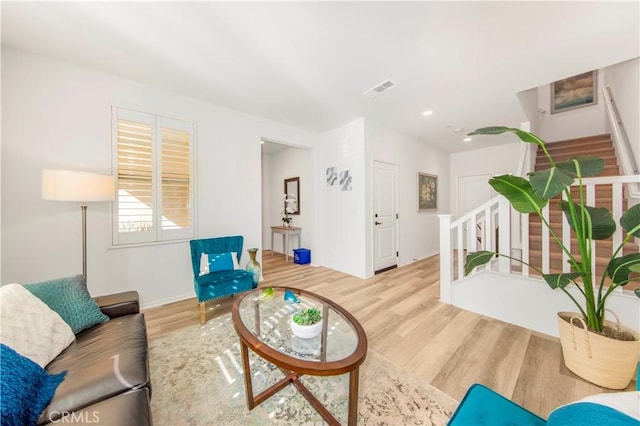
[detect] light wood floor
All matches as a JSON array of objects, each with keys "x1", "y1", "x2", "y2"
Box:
[{"x1": 144, "y1": 251, "x2": 635, "y2": 419}]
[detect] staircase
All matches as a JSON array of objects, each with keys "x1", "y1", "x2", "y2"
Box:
[
  {"x1": 438, "y1": 133, "x2": 639, "y2": 303},
  {"x1": 534, "y1": 134, "x2": 620, "y2": 176},
  {"x1": 437, "y1": 85, "x2": 639, "y2": 336},
  {"x1": 527, "y1": 134, "x2": 639, "y2": 289}
]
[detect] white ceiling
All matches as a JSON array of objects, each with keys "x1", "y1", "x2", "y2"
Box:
[{"x1": 2, "y1": 1, "x2": 639, "y2": 152}]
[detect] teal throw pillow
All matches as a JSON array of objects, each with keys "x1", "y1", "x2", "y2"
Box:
[
  {"x1": 208, "y1": 252, "x2": 235, "y2": 273},
  {"x1": 0, "y1": 343, "x2": 66, "y2": 426},
  {"x1": 25, "y1": 275, "x2": 109, "y2": 334}
]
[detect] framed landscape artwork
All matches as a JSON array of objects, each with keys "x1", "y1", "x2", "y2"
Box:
[
  {"x1": 417, "y1": 172, "x2": 437, "y2": 212},
  {"x1": 551, "y1": 70, "x2": 597, "y2": 114}
]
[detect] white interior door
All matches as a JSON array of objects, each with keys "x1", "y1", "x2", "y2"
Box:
[
  {"x1": 458, "y1": 174, "x2": 492, "y2": 216},
  {"x1": 458, "y1": 174, "x2": 492, "y2": 249},
  {"x1": 373, "y1": 161, "x2": 397, "y2": 272}
]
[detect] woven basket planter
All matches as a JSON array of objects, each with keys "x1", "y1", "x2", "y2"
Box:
[{"x1": 557, "y1": 312, "x2": 639, "y2": 389}]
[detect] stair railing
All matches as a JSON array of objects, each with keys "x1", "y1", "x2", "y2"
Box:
[
  {"x1": 602, "y1": 86, "x2": 639, "y2": 198},
  {"x1": 439, "y1": 195, "x2": 510, "y2": 303},
  {"x1": 439, "y1": 175, "x2": 639, "y2": 304}
]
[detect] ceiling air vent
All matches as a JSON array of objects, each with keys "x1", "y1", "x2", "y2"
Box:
[{"x1": 363, "y1": 79, "x2": 397, "y2": 98}]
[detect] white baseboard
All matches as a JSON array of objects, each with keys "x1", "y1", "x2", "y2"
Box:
[{"x1": 141, "y1": 292, "x2": 194, "y2": 310}]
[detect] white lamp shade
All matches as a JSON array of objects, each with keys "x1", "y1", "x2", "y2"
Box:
[{"x1": 42, "y1": 169, "x2": 115, "y2": 202}]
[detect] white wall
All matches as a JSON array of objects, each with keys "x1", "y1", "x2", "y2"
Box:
[
  {"x1": 529, "y1": 60, "x2": 639, "y2": 158},
  {"x1": 261, "y1": 151, "x2": 272, "y2": 256},
  {"x1": 516, "y1": 88, "x2": 540, "y2": 134},
  {"x1": 1, "y1": 48, "x2": 318, "y2": 307},
  {"x1": 537, "y1": 68, "x2": 606, "y2": 142},
  {"x1": 317, "y1": 118, "x2": 367, "y2": 278},
  {"x1": 604, "y1": 58, "x2": 640, "y2": 171},
  {"x1": 0, "y1": 48, "x2": 2, "y2": 282},
  {"x1": 451, "y1": 271, "x2": 639, "y2": 337},
  {"x1": 449, "y1": 142, "x2": 521, "y2": 217},
  {"x1": 369, "y1": 125, "x2": 450, "y2": 266},
  {"x1": 262, "y1": 146, "x2": 314, "y2": 257}
]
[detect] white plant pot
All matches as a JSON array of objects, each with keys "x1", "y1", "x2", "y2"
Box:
[{"x1": 290, "y1": 316, "x2": 323, "y2": 339}]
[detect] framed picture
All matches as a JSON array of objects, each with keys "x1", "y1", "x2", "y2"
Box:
[
  {"x1": 551, "y1": 70, "x2": 597, "y2": 114},
  {"x1": 417, "y1": 172, "x2": 437, "y2": 212}
]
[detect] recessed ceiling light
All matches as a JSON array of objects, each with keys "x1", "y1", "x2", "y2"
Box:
[
  {"x1": 260, "y1": 140, "x2": 265, "y2": 144},
  {"x1": 422, "y1": 110, "x2": 433, "y2": 116},
  {"x1": 463, "y1": 137, "x2": 472, "y2": 142}
]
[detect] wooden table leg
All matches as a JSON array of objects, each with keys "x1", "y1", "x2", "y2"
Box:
[
  {"x1": 320, "y1": 304, "x2": 329, "y2": 362},
  {"x1": 240, "y1": 340, "x2": 255, "y2": 409},
  {"x1": 347, "y1": 367, "x2": 360, "y2": 426},
  {"x1": 284, "y1": 233, "x2": 288, "y2": 262},
  {"x1": 290, "y1": 375, "x2": 340, "y2": 425}
]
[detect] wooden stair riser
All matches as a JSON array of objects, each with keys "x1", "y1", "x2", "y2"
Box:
[
  {"x1": 524, "y1": 183, "x2": 624, "y2": 199},
  {"x1": 526, "y1": 189, "x2": 628, "y2": 215},
  {"x1": 536, "y1": 159, "x2": 618, "y2": 172},
  {"x1": 528, "y1": 250, "x2": 623, "y2": 274},
  {"x1": 528, "y1": 237, "x2": 638, "y2": 258},
  {"x1": 537, "y1": 145, "x2": 616, "y2": 155},
  {"x1": 541, "y1": 143, "x2": 614, "y2": 154},
  {"x1": 527, "y1": 200, "x2": 625, "y2": 211},
  {"x1": 545, "y1": 134, "x2": 613, "y2": 148},
  {"x1": 536, "y1": 135, "x2": 619, "y2": 175},
  {"x1": 537, "y1": 147, "x2": 616, "y2": 161},
  {"x1": 535, "y1": 164, "x2": 620, "y2": 176},
  {"x1": 528, "y1": 201, "x2": 621, "y2": 219}
]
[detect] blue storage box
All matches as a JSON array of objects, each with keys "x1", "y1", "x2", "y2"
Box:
[{"x1": 293, "y1": 248, "x2": 311, "y2": 265}]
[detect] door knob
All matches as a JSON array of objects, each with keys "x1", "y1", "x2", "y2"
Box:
[{"x1": 374, "y1": 221, "x2": 382, "y2": 225}]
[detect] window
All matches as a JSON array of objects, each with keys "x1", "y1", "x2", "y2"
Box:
[{"x1": 112, "y1": 107, "x2": 195, "y2": 245}]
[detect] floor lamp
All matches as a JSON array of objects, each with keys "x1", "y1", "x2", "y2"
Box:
[{"x1": 42, "y1": 169, "x2": 115, "y2": 283}]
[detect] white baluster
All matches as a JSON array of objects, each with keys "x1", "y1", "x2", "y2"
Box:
[
  {"x1": 498, "y1": 196, "x2": 511, "y2": 273},
  {"x1": 438, "y1": 214, "x2": 453, "y2": 304}
]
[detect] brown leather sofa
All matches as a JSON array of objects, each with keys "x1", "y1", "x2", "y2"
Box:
[{"x1": 38, "y1": 291, "x2": 152, "y2": 425}]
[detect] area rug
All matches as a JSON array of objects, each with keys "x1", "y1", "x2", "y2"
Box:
[{"x1": 149, "y1": 314, "x2": 457, "y2": 425}]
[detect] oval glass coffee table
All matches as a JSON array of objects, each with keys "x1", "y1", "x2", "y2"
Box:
[{"x1": 232, "y1": 286, "x2": 367, "y2": 425}]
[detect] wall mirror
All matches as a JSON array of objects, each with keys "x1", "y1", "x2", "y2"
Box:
[{"x1": 284, "y1": 177, "x2": 300, "y2": 215}]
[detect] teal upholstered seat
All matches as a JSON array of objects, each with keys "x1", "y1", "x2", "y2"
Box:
[
  {"x1": 189, "y1": 236, "x2": 255, "y2": 324},
  {"x1": 449, "y1": 381, "x2": 640, "y2": 426},
  {"x1": 448, "y1": 384, "x2": 545, "y2": 426}
]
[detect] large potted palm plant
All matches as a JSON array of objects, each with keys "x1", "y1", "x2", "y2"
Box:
[{"x1": 464, "y1": 126, "x2": 640, "y2": 389}]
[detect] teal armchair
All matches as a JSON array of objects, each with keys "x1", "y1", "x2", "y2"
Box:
[
  {"x1": 449, "y1": 381, "x2": 640, "y2": 426},
  {"x1": 189, "y1": 236, "x2": 256, "y2": 324}
]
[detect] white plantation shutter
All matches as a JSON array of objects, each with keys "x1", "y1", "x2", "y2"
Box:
[
  {"x1": 113, "y1": 107, "x2": 195, "y2": 245},
  {"x1": 117, "y1": 119, "x2": 154, "y2": 235},
  {"x1": 159, "y1": 117, "x2": 193, "y2": 240}
]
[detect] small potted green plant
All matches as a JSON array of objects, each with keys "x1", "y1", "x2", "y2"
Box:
[{"x1": 291, "y1": 307, "x2": 323, "y2": 339}]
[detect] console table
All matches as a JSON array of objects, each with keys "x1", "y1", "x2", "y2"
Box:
[{"x1": 270, "y1": 226, "x2": 301, "y2": 262}]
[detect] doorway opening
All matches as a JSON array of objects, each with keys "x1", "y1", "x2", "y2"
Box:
[{"x1": 261, "y1": 139, "x2": 313, "y2": 271}]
